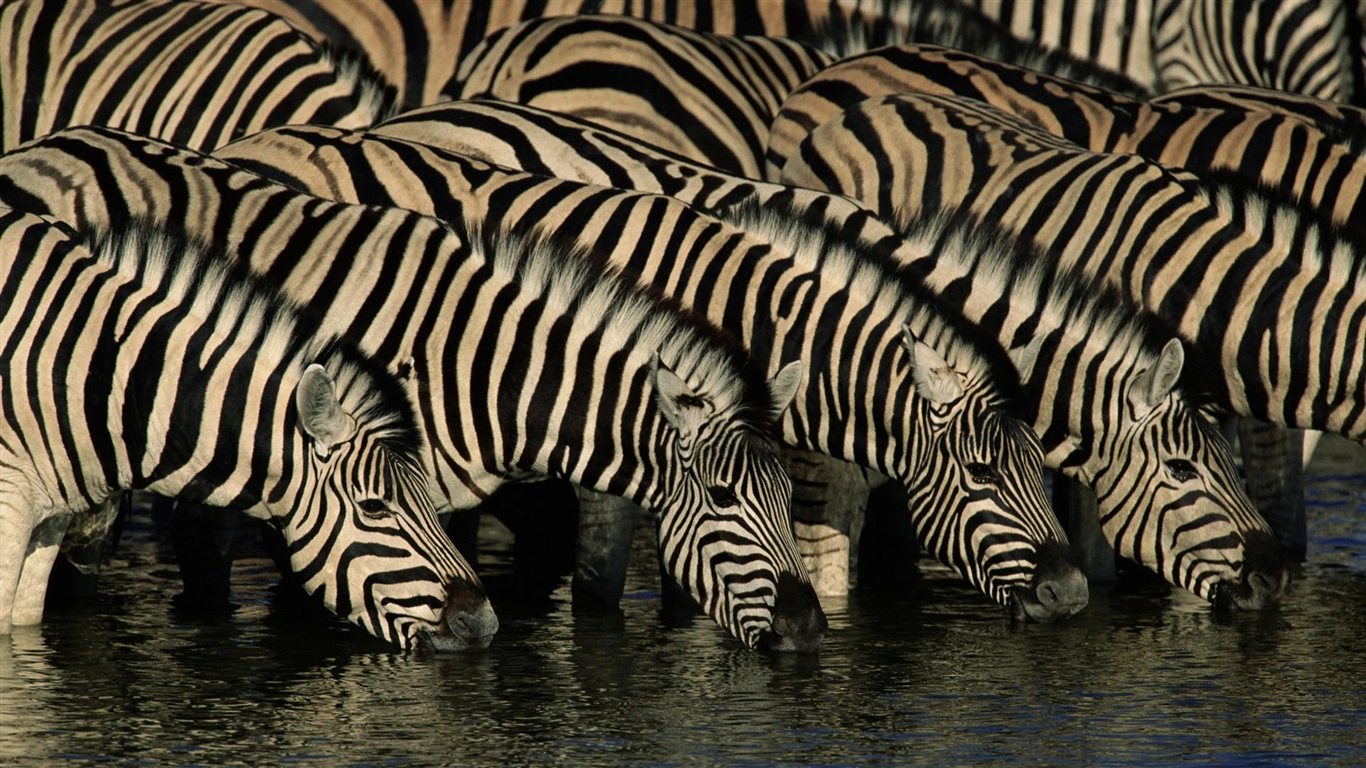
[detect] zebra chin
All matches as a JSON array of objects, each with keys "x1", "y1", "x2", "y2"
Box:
[
  {"x1": 753, "y1": 572, "x2": 828, "y2": 653},
  {"x1": 1006, "y1": 542, "x2": 1090, "y2": 623},
  {"x1": 1208, "y1": 531, "x2": 1291, "y2": 611}
]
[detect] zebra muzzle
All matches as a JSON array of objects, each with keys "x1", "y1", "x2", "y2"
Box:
[
  {"x1": 758, "y1": 572, "x2": 828, "y2": 653},
  {"x1": 1009, "y1": 542, "x2": 1089, "y2": 623},
  {"x1": 421, "y1": 580, "x2": 499, "y2": 651}
]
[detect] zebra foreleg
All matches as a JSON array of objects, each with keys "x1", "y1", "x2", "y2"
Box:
[
  {"x1": 572, "y1": 487, "x2": 641, "y2": 609},
  {"x1": 1238, "y1": 420, "x2": 1308, "y2": 562},
  {"x1": 49, "y1": 492, "x2": 125, "y2": 601},
  {"x1": 786, "y1": 449, "x2": 872, "y2": 600},
  {"x1": 12, "y1": 511, "x2": 73, "y2": 627},
  {"x1": 1052, "y1": 475, "x2": 1117, "y2": 582}
]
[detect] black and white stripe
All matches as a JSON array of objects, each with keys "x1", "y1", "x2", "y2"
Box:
[
  {"x1": 368, "y1": 98, "x2": 1285, "y2": 608},
  {"x1": 0, "y1": 206, "x2": 492, "y2": 649},
  {"x1": 0, "y1": 126, "x2": 822, "y2": 651},
  {"x1": 0, "y1": 0, "x2": 395, "y2": 153},
  {"x1": 212, "y1": 121, "x2": 1085, "y2": 621}
]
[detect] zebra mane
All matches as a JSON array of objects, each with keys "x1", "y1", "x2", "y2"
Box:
[
  {"x1": 468, "y1": 216, "x2": 783, "y2": 431},
  {"x1": 86, "y1": 218, "x2": 425, "y2": 464},
  {"x1": 726, "y1": 195, "x2": 1219, "y2": 406},
  {"x1": 717, "y1": 196, "x2": 1023, "y2": 404},
  {"x1": 315, "y1": 39, "x2": 402, "y2": 122},
  {"x1": 805, "y1": 0, "x2": 1150, "y2": 96}
]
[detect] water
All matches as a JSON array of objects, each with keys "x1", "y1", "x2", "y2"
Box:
[{"x1": 3, "y1": 438, "x2": 1365, "y2": 767}]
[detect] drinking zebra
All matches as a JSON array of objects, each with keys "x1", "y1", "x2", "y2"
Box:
[
  {"x1": 211, "y1": 122, "x2": 1086, "y2": 621},
  {"x1": 0, "y1": 126, "x2": 824, "y2": 651},
  {"x1": 777, "y1": 91, "x2": 1362, "y2": 568},
  {"x1": 0, "y1": 206, "x2": 494, "y2": 649},
  {"x1": 366, "y1": 98, "x2": 1285, "y2": 608}
]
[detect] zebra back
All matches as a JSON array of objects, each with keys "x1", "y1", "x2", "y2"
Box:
[
  {"x1": 0, "y1": 125, "x2": 822, "y2": 651},
  {"x1": 766, "y1": 43, "x2": 1366, "y2": 234},
  {"x1": 963, "y1": 0, "x2": 1360, "y2": 102},
  {"x1": 214, "y1": 122, "x2": 1084, "y2": 620},
  {"x1": 452, "y1": 13, "x2": 834, "y2": 177},
  {"x1": 784, "y1": 90, "x2": 1366, "y2": 446},
  {"x1": 0, "y1": 206, "x2": 492, "y2": 648},
  {"x1": 0, "y1": 0, "x2": 396, "y2": 153},
  {"x1": 368, "y1": 97, "x2": 1286, "y2": 607}
]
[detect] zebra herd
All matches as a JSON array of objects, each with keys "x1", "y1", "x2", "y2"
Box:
[{"x1": 0, "y1": 0, "x2": 1361, "y2": 654}]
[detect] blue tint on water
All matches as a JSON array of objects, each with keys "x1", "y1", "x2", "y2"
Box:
[{"x1": 2, "y1": 438, "x2": 1365, "y2": 767}]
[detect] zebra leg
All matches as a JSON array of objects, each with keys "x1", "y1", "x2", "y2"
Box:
[
  {"x1": 12, "y1": 512, "x2": 73, "y2": 626},
  {"x1": 786, "y1": 448, "x2": 871, "y2": 599},
  {"x1": 170, "y1": 501, "x2": 243, "y2": 613},
  {"x1": 1238, "y1": 419, "x2": 1307, "y2": 562},
  {"x1": 572, "y1": 486, "x2": 640, "y2": 609},
  {"x1": 1053, "y1": 473, "x2": 1117, "y2": 582},
  {"x1": 488, "y1": 479, "x2": 579, "y2": 600}
]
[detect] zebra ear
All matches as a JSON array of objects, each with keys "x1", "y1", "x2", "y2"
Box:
[
  {"x1": 902, "y1": 326, "x2": 964, "y2": 406},
  {"x1": 767, "y1": 360, "x2": 803, "y2": 417},
  {"x1": 651, "y1": 353, "x2": 710, "y2": 437},
  {"x1": 1129, "y1": 338, "x2": 1185, "y2": 413},
  {"x1": 297, "y1": 363, "x2": 358, "y2": 457}
]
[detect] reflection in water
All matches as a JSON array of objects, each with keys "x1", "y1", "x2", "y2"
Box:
[{"x1": 1, "y1": 437, "x2": 1364, "y2": 766}]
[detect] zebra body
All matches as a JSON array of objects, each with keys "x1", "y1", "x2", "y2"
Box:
[
  {"x1": 764, "y1": 41, "x2": 1359, "y2": 558},
  {"x1": 452, "y1": 13, "x2": 835, "y2": 178},
  {"x1": 0, "y1": 206, "x2": 492, "y2": 648},
  {"x1": 765, "y1": 43, "x2": 1366, "y2": 231},
  {"x1": 213, "y1": 122, "x2": 1084, "y2": 620},
  {"x1": 960, "y1": 0, "x2": 1360, "y2": 102},
  {"x1": 369, "y1": 98, "x2": 1286, "y2": 608},
  {"x1": 1149, "y1": 83, "x2": 1366, "y2": 145},
  {"x1": 0, "y1": 0, "x2": 395, "y2": 154},
  {"x1": 781, "y1": 91, "x2": 1366, "y2": 487},
  {"x1": 0, "y1": 126, "x2": 823, "y2": 651}
]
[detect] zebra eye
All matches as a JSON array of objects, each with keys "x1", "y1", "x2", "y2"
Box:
[
  {"x1": 966, "y1": 462, "x2": 999, "y2": 485},
  {"x1": 1165, "y1": 459, "x2": 1199, "y2": 482},
  {"x1": 708, "y1": 485, "x2": 740, "y2": 508},
  {"x1": 358, "y1": 498, "x2": 393, "y2": 519}
]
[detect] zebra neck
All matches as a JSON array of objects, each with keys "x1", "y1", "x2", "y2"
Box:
[{"x1": 112, "y1": 311, "x2": 308, "y2": 514}]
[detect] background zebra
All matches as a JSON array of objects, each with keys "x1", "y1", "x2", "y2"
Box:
[
  {"x1": 956, "y1": 0, "x2": 1362, "y2": 102},
  {"x1": 763, "y1": 41, "x2": 1366, "y2": 547},
  {"x1": 210, "y1": 0, "x2": 1142, "y2": 108},
  {"x1": 212, "y1": 122, "x2": 1087, "y2": 622},
  {"x1": 0, "y1": 126, "x2": 825, "y2": 651},
  {"x1": 0, "y1": 0, "x2": 395, "y2": 153},
  {"x1": 777, "y1": 91, "x2": 1365, "y2": 567},
  {"x1": 0, "y1": 206, "x2": 494, "y2": 649}
]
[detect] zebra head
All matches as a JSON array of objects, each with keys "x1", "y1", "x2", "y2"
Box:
[
  {"x1": 1072, "y1": 338, "x2": 1288, "y2": 609},
  {"x1": 649, "y1": 355, "x2": 827, "y2": 652},
  {"x1": 283, "y1": 361, "x2": 497, "y2": 651},
  {"x1": 899, "y1": 331, "x2": 1087, "y2": 622}
]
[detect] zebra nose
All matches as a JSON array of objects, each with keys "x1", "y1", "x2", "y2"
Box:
[
  {"x1": 441, "y1": 580, "x2": 499, "y2": 649},
  {"x1": 1011, "y1": 542, "x2": 1089, "y2": 622},
  {"x1": 1221, "y1": 530, "x2": 1290, "y2": 610},
  {"x1": 760, "y1": 572, "x2": 828, "y2": 652}
]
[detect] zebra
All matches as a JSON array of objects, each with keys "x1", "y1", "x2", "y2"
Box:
[
  {"x1": 958, "y1": 0, "x2": 1361, "y2": 102},
  {"x1": 0, "y1": 0, "x2": 396, "y2": 154},
  {"x1": 762, "y1": 42, "x2": 1366, "y2": 545},
  {"x1": 765, "y1": 43, "x2": 1366, "y2": 232},
  {"x1": 0, "y1": 205, "x2": 495, "y2": 649},
  {"x1": 366, "y1": 98, "x2": 1286, "y2": 608},
  {"x1": 451, "y1": 13, "x2": 835, "y2": 179},
  {"x1": 0, "y1": 126, "x2": 825, "y2": 651},
  {"x1": 210, "y1": 122, "x2": 1087, "y2": 621},
  {"x1": 777, "y1": 90, "x2": 1366, "y2": 565},
  {"x1": 212, "y1": 0, "x2": 1141, "y2": 108},
  {"x1": 1149, "y1": 83, "x2": 1366, "y2": 146}
]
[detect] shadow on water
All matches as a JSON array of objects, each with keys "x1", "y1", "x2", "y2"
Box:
[{"x1": 3, "y1": 436, "x2": 1366, "y2": 766}]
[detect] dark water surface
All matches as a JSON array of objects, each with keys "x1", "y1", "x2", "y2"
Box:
[{"x1": 3, "y1": 439, "x2": 1365, "y2": 767}]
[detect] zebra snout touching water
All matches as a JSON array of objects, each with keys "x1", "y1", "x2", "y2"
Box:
[
  {"x1": 0, "y1": 210, "x2": 494, "y2": 649},
  {"x1": 0, "y1": 126, "x2": 821, "y2": 651},
  {"x1": 210, "y1": 122, "x2": 1085, "y2": 623}
]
